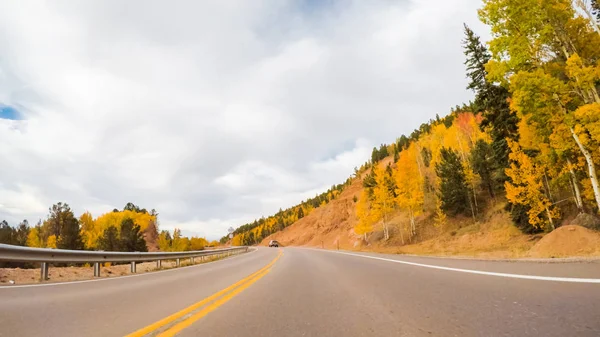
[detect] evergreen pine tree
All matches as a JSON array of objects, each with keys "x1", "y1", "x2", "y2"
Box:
[
  {"x1": 384, "y1": 164, "x2": 397, "y2": 197},
  {"x1": 470, "y1": 140, "x2": 496, "y2": 198},
  {"x1": 0, "y1": 220, "x2": 15, "y2": 245},
  {"x1": 462, "y1": 24, "x2": 518, "y2": 173},
  {"x1": 15, "y1": 220, "x2": 30, "y2": 246},
  {"x1": 371, "y1": 147, "x2": 379, "y2": 164},
  {"x1": 435, "y1": 148, "x2": 471, "y2": 216},
  {"x1": 119, "y1": 218, "x2": 148, "y2": 252},
  {"x1": 378, "y1": 144, "x2": 389, "y2": 159},
  {"x1": 297, "y1": 207, "x2": 304, "y2": 219},
  {"x1": 98, "y1": 226, "x2": 119, "y2": 251},
  {"x1": 397, "y1": 135, "x2": 409, "y2": 151},
  {"x1": 48, "y1": 202, "x2": 83, "y2": 250}
]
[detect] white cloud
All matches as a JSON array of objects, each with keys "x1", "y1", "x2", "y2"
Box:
[{"x1": 0, "y1": 0, "x2": 483, "y2": 239}]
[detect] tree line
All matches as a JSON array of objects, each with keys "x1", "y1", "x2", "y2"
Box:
[{"x1": 0, "y1": 202, "x2": 214, "y2": 267}]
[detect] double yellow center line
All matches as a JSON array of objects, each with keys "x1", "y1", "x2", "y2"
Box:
[{"x1": 126, "y1": 249, "x2": 283, "y2": 337}]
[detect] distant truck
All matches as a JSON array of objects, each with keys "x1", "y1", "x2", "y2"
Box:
[{"x1": 268, "y1": 240, "x2": 279, "y2": 247}]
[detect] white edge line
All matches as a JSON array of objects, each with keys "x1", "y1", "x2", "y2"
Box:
[
  {"x1": 0, "y1": 248, "x2": 257, "y2": 289},
  {"x1": 312, "y1": 248, "x2": 600, "y2": 284}
]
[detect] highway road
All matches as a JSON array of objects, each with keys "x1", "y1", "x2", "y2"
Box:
[{"x1": 1, "y1": 247, "x2": 600, "y2": 336}]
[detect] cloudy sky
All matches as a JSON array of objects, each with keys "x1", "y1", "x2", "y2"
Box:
[{"x1": 0, "y1": 0, "x2": 488, "y2": 239}]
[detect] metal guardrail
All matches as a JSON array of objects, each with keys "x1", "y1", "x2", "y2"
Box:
[{"x1": 0, "y1": 244, "x2": 248, "y2": 281}]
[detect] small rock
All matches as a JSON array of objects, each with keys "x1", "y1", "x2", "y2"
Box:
[
  {"x1": 9, "y1": 280, "x2": 15, "y2": 284},
  {"x1": 568, "y1": 227, "x2": 576, "y2": 231}
]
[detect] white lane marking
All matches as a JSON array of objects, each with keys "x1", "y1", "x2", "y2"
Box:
[
  {"x1": 0, "y1": 248, "x2": 258, "y2": 289},
  {"x1": 322, "y1": 250, "x2": 600, "y2": 284}
]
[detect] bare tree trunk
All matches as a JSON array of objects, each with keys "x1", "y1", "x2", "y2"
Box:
[
  {"x1": 546, "y1": 207, "x2": 555, "y2": 231},
  {"x1": 574, "y1": 0, "x2": 600, "y2": 35},
  {"x1": 554, "y1": 96, "x2": 600, "y2": 213},
  {"x1": 543, "y1": 171, "x2": 554, "y2": 203},
  {"x1": 569, "y1": 177, "x2": 582, "y2": 212},
  {"x1": 415, "y1": 145, "x2": 424, "y2": 179},
  {"x1": 382, "y1": 201, "x2": 390, "y2": 241},
  {"x1": 383, "y1": 218, "x2": 389, "y2": 241},
  {"x1": 399, "y1": 224, "x2": 404, "y2": 245},
  {"x1": 467, "y1": 191, "x2": 476, "y2": 220},
  {"x1": 471, "y1": 183, "x2": 479, "y2": 216},
  {"x1": 408, "y1": 210, "x2": 412, "y2": 237},
  {"x1": 569, "y1": 126, "x2": 600, "y2": 213},
  {"x1": 567, "y1": 158, "x2": 585, "y2": 213}
]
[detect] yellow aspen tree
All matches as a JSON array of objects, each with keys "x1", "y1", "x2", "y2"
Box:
[
  {"x1": 171, "y1": 228, "x2": 187, "y2": 251},
  {"x1": 46, "y1": 235, "x2": 57, "y2": 249},
  {"x1": 433, "y1": 196, "x2": 447, "y2": 230},
  {"x1": 574, "y1": 103, "x2": 600, "y2": 145},
  {"x1": 190, "y1": 237, "x2": 208, "y2": 250},
  {"x1": 231, "y1": 234, "x2": 242, "y2": 246},
  {"x1": 459, "y1": 113, "x2": 487, "y2": 216},
  {"x1": 505, "y1": 141, "x2": 558, "y2": 230},
  {"x1": 355, "y1": 190, "x2": 373, "y2": 241},
  {"x1": 371, "y1": 165, "x2": 395, "y2": 240},
  {"x1": 158, "y1": 231, "x2": 172, "y2": 251},
  {"x1": 464, "y1": 164, "x2": 478, "y2": 219},
  {"x1": 509, "y1": 69, "x2": 600, "y2": 213},
  {"x1": 395, "y1": 144, "x2": 424, "y2": 243},
  {"x1": 481, "y1": 0, "x2": 600, "y2": 212},
  {"x1": 79, "y1": 211, "x2": 98, "y2": 250},
  {"x1": 26, "y1": 226, "x2": 43, "y2": 248}
]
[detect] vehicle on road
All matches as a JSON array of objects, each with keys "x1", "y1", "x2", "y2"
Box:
[{"x1": 268, "y1": 240, "x2": 279, "y2": 247}]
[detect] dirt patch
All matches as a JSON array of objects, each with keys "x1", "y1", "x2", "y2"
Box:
[
  {"x1": 528, "y1": 225, "x2": 600, "y2": 258},
  {"x1": 0, "y1": 254, "x2": 229, "y2": 286},
  {"x1": 260, "y1": 177, "x2": 362, "y2": 250}
]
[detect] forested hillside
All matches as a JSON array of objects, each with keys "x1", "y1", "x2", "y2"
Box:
[
  {"x1": 230, "y1": 0, "x2": 600, "y2": 256},
  {"x1": 223, "y1": 181, "x2": 352, "y2": 246},
  {"x1": 0, "y1": 201, "x2": 216, "y2": 264}
]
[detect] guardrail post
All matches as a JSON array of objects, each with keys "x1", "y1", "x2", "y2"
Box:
[
  {"x1": 176, "y1": 258, "x2": 180, "y2": 267},
  {"x1": 157, "y1": 260, "x2": 161, "y2": 269},
  {"x1": 130, "y1": 261, "x2": 136, "y2": 273},
  {"x1": 191, "y1": 257, "x2": 195, "y2": 264},
  {"x1": 93, "y1": 263, "x2": 100, "y2": 277},
  {"x1": 40, "y1": 262, "x2": 49, "y2": 281}
]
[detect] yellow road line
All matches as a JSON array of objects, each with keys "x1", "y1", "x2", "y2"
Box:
[
  {"x1": 125, "y1": 250, "x2": 282, "y2": 337},
  {"x1": 157, "y1": 268, "x2": 272, "y2": 337}
]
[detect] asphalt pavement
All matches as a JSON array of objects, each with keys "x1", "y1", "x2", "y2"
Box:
[{"x1": 1, "y1": 247, "x2": 599, "y2": 336}]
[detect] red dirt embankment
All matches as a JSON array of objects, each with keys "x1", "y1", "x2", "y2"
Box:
[{"x1": 261, "y1": 177, "x2": 362, "y2": 250}]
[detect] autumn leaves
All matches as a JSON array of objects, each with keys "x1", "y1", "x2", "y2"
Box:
[{"x1": 355, "y1": 0, "x2": 600, "y2": 240}]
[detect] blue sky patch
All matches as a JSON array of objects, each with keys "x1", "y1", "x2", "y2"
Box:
[
  {"x1": 0, "y1": 105, "x2": 20, "y2": 120},
  {"x1": 298, "y1": 0, "x2": 333, "y2": 12}
]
